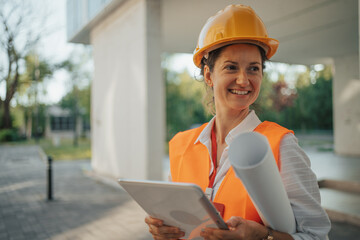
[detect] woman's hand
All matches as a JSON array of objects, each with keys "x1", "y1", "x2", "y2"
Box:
[
  {"x1": 200, "y1": 216, "x2": 294, "y2": 240},
  {"x1": 145, "y1": 216, "x2": 185, "y2": 240},
  {"x1": 200, "y1": 216, "x2": 268, "y2": 240}
]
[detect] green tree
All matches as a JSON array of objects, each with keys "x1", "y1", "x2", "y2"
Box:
[
  {"x1": 254, "y1": 72, "x2": 280, "y2": 122},
  {"x1": 60, "y1": 85, "x2": 91, "y2": 131},
  {"x1": 164, "y1": 61, "x2": 333, "y2": 146},
  {"x1": 59, "y1": 47, "x2": 92, "y2": 146},
  {"x1": 292, "y1": 66, "x2": 333, "y2": 130},
  {"x1": 165, "y1": 69, "x2": 211, "y2": 141},
  {"x1": 16, "y1": 52, "x2": 53, "y2": 139},
  {"x1": 256, "y1": 65, "x2": 333, "y2": 131},
  {"x1": 0, "y1": 0, "x2": 47, "y2": 129}
]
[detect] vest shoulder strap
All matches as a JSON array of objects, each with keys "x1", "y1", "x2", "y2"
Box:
[
  {"x1": 169, "y1": 123, "x2": 208, "y2": 182},
  {"x1": 169, "y1": 123, "x2": 208, "y2": 153},
  {"x1": 254, "y1": 121, "x2": 294, "y2": 169}
]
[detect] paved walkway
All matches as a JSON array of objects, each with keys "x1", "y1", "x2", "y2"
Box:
[
  {"x1": 310, "y1": 148, "x2": 360, "y2": 224},
  {"x1": 0, "y1": 146, "x2": 152, "y2": 240},
  {"x1": 0, "y1": 143, "x2": 360, "y2": 240},
  {"x1": 296, "y1": 133, "x2": 360, "y2": 228}
]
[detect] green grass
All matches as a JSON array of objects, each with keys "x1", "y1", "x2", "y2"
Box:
[
  {"x1": 317, "y1": 146, "x2": 334, "y2": 152},
  {"x1": 297, "y1": 138, "x2": 334, "y2": 153},
  {"x1": 299, "y1": 140, "x2": 333, "y2": 147},
  {"x1": 4, "y1": 138, "x2": 91, "y2": 161}
]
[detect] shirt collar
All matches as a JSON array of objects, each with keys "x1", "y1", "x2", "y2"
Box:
[
  {"x1": 225, "y1": 110, "x2": 261, "y2": 145},
  {"x1": 194, "y1": 110, "x2": 261, "y2": 145},
  {"x1": 194, "y1": 116, "x2": 216, "y2": 145}
]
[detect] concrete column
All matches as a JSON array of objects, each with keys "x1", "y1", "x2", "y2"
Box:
[
  {"x1": 90, "y1": 0, "x2": 164, "y2": 179},
  {"x1": 333, "y1": 54, "x2": 360, "y2": 156}
]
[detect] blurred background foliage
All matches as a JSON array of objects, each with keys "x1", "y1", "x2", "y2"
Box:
[
  {"x1": 1, "y1": 39, "x2": 333, "y2": 158},
  {"x1": 1, "y1": 50, "x2": 334, "y2": 159},
  {"x1": 0, "y1": 0, "x2": 92, "y2": 149},
  {"x1": 165, "y1": 68, "x2": 211, "y2": 142},
  {"x1": 256, "y1": 65, "x2": 333, "y2": 131},
  {"x1": 165, "y1": 63, "x2": 333, "y2": 142}
]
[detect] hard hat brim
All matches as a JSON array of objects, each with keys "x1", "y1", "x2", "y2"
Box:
[{"x1": 193, "y1": 37, "x2": 279, "y2": 68}]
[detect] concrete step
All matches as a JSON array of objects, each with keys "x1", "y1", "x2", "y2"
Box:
[
  {"x1": 319, "y1": 179, "x2": 360, "y2": 227},
  {"x1": 318, "y1": 179, "x2": 360, "y2": 193}
]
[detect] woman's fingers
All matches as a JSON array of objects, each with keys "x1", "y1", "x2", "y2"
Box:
[
  {"x1": 200, "y1": 228, "x2": 215, "y2": 240},
  {"x1": 150, "y1": 228, "x2": 185, "y2": 240},
  {"x1": 201, "y1": 227, "x2": 242, "y2": 240},
  {"x1": 149, "y1": 224, "x2": 183, "y2": 235},
  {"x1": 145, "y1": 216, "x2": 185, "y2": 239},
  {"x1": 145, "y1": 216, "x2": 163, "y2": 227},
  {"x1": 152, "y1": 231, "x2": 185, "y2": 240},
  {"x1": 226, "y1": 216, "x2": 245, "y2": 229}
]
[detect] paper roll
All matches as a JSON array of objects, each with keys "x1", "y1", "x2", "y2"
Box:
[{"x1": 228, "y1": 132, "x2": 296, "y2": 233}]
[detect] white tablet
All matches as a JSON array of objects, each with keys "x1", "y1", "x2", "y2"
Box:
[{"x1": 118, "y1": 179, "x2": 228, "y2": 240}]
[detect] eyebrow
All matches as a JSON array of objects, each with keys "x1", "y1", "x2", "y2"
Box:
[
  {"x1": 223, "y1": 61, "x2": 261, "y2": 65},
  {"x1": 224, "y1": 60, "x2": 238, "y2": 65}
]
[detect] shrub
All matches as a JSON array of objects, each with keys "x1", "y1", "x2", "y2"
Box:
[{"x1": 0, "y1": 129, "x2": 20, "y2": 142}]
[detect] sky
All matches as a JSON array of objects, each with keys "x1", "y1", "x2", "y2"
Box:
[
  {"x1": 0, "y1": 0, "x2": 77, "y2": 105},
  {"x1": 36, "y1": 0, "x2": 79, "y2": 104}
]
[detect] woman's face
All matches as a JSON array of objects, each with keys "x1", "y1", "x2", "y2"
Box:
[{"x1": 204, "y1": 44, "x2": 263, "y2": 115}]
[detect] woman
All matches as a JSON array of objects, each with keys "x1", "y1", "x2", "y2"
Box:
[{"x1": 146, "y1": 4, "x2": 331, "y2": 240}]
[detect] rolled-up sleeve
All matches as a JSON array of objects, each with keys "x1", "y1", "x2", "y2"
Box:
[{"x1": 280, "y1": 133, "x2": 331, "y2": 240}]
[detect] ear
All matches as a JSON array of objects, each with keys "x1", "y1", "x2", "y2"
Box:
[{"x1": 204, "y1": 65, "x2": 213, "y2": 87}]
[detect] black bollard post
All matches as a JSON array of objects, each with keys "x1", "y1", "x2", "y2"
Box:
[{"x1": 47, "y1": 156, "x2": 53, "y2": 201}]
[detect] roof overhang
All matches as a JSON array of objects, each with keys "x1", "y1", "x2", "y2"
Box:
[{"x1": 68, "y1": 0, "x2": 359, "y2": 65}]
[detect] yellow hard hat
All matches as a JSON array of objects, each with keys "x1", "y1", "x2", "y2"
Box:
[{"x1": 193, "y1": 4, "x2": 279, "y2": 67}]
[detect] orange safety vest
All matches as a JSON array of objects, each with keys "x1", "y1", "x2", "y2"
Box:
[{"x1": 169, "y1": 121, "x2": 293, "y2": 222}]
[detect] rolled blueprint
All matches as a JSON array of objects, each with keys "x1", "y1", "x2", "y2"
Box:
[{"x1": 228, "y1": 132, "x2": 296, "y2": 233}]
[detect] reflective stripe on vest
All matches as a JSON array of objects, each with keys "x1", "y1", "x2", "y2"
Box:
[{"x1": 169, "y1": 121, "x2": 293, "y2": 222}]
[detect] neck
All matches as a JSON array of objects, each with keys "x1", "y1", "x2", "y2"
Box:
[{"x1": 214, "y1": 108, "x2": 250, "y2": 144}]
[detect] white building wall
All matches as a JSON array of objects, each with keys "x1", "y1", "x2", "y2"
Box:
[
  {"x1": 90, "y1": 0, "x2": 163, "y2": 179},
  {"x1": 333, "y1": 54, "x2": 360, "y2": 156}
]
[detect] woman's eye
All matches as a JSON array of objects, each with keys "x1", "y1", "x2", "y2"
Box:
[
  {"x1": 249, "y1": 66, "x2": 260, "y2": 72},
  {"x1": 225, "y1": 65, "x2": 237, "y2": 71}
]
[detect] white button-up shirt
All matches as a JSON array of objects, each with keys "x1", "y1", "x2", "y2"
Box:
[{"x1": 171, "y1": 110, "x2": 331, "y2": 240}]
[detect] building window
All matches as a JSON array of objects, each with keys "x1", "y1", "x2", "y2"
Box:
[{"x1": 51, "y1": 116, "x2": 74, "y2": 131}]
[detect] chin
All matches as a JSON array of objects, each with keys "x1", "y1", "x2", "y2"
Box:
[{"x1": 230, "y1": 106, "x2": 250, "y2": 113}]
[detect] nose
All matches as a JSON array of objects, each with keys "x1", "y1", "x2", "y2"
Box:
[{"x1": 235, "y1": 69, "x2": 249, "y2": 86}]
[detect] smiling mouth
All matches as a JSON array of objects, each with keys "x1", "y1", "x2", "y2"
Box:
[{"x1": 229, "y1": 89, "x2": 250, "y2": 95}]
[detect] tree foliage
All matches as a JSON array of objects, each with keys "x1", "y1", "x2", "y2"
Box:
[
  {"x1": 165, "y1": 64, "x2": 334, "y2": 142},
  {"x1": 0, "y1": 0, "x2": 47, "y2": 129},
  {"x1": 290, "y1": 66, "x2": 333, "y2": 130},
  {"x1": 60, "y1": 85, "x2": 91, "y2": 123},
  {"x1": 256, "y1": 65, "x2": 333, "y2": 131},
  {"x1": 12, "y1": 52, "x2": 54, "y2": 139},
  {"x1": 165, "y1": 69, "x2": 211, "y2": 141},
  {"x1": 58, "y1": 47, "x2": 93, "y2": 146},
  {"x1": 17, "y1": 52, "x2": 54, "y2": 104}
]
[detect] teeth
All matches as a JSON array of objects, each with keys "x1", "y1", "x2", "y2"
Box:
[{"x1": 230, "y1": 89, "x2": 249, "y2": 95}]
